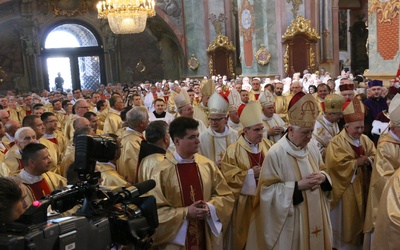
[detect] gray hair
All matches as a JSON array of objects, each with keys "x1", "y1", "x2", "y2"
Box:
[
  {"x1": 126, "y1": 106, "x2": 148, "y2": 128},
  {"x1": 145, "y1": 121, "x2": 169, "y2": 144},
  {"x1": 14, "y1": 127, "x2": 35, "y2": 142}
]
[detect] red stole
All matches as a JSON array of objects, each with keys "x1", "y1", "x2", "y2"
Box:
[
  {"x1": 17, "y1": 159, "x2": 24, "y2": 170},
  {"x1": 26, "y1": 178, "x2": 51, "y2": 200},
  {"x1": 247, "y1": 151, "x2": 264, "y2": 168},
  {"x1": 175, "y1": 163, "x2": 206, "y2": 250},
  {"x1": 254, "y1": 93, "x2": 260, "y2": 100},
  {"x1": 152, "y1": 93, "x2": 158, "y2": 100},
  {"x1": 26, "y1": 110, "x2": 31, "y2": 115},
  {"x1": 247, "y1": 151, "x2": 264, "y2": 185},
  {"x1": 163, "y1": 96, "x2": 169, "y2": 102},
  {"x1": 321, "y1": 102, "x2": 326, "y2": 112},
  {"x1": 48, "y1": 137, "x2": 58, "y2": 145},
  {"x1": 195, "y1": 97, "x2": 200, "y2": 103},
  {"x1": 350, "y1": 144, "x2": 371, "y2": 207}
]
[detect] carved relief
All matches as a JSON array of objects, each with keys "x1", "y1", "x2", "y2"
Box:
[
  {"x1": 282, "y1": 15, "x2": 320, "y2": 76},
  {"x1": 50, "y1": 0, "x2": 88, "y2": 17},
  {"x1": 282, "y1": 15, "x2": 320, "y2": 42},
  {"x1": 369, "y1": 0, "x2": 400, "y2": 23},
  {"x1": 255, "y1": 44, "x2": 271, "y2": 66},
  {"x1": 286, "y1": 0, "x2": 303, "y2": 19},
  {"x1": 188, "y1": 54, "x2": 199, "y2": 70},
  {"x1": 156, "y1": 0, "x2": 183, "y2": 29},
  {"x1": 209, "y1": 13, "x2": 227, "y2": 35},
  {"x1": 206, "y1": 35, "x2": 236, "y2": 53}
]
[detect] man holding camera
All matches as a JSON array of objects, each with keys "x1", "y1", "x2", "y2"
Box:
[{"x1": 148, "y1": 117, "x2": 234, "y2": 249}]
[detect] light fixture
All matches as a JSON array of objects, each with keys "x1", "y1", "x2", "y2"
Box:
[{"x1": 97, "y1": 0, "x2": 156, "y2": 34}]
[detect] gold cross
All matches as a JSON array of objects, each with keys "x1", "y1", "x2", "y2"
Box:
[{"x1": 311, "y1": 226, "x2": 322, "y2": 237}]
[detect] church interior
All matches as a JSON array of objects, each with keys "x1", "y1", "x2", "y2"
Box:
[{"x1": 0, "y1": 0, "x2": 398, "y2": 92}]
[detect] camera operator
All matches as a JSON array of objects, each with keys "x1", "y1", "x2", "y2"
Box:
[
  {"x1": 16, "y1": 143, "x2": 66, "y2": 207},
  {"x1": 0, "y1": 177, "x2": 28, "y2": 223},
  {"x1": 95, "y1": 134, "x2": 130, "y2": 188}
]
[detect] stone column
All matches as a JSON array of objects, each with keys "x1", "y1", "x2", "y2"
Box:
[{"x1": 238, "y1": 0, "x2": 280, "y2": 77}]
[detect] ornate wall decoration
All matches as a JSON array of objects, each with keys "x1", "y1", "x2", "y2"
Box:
[
  {"x1": 239, "y1": 0, "x2": 254, "y2": 42},
  {"x1": 136, "y1": 59, "x2": 146, "y2": 73},
  {"x1": 282, "y1": 15, "x2": 320, "y2": 76},
  {"x1": 50, "y1": 0, "x2": 88, "y2": 17},
  {"x1": 286, "y1": 0, "x2": 303, "y2": 19},
  {"x1": 369, "y1": 0, "x2": 400, "y2": 24},
  {"x1": 370, "y1": 0, "x2": 400, "y2": 60},
  {"x1": 207, "y1": 35, "x2": 235, "y2": 78},
  {"x1": 206, "y1": 35, "x2": 236, "y2": 53},
  {"x1": 255, "y1": 44, "x2": 271, "y2": 66},
  {"x1": 239, "y1": 0, "x2": 254, "y2": 67},
  {"x1": 282, "y1": 15, "x2": 320, "y2": 42},
  {"x1": 209, "y1": 13, "x2": 227, "y2": 35},
  {"x1": 188, "y1": 54, "x2": 199, "y2": 70}
]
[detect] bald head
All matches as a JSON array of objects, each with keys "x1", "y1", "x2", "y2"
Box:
[
  {"x1": 73, "y1": 117, "x2": 90, "y2": 130},
  {"x1": 5, "y1": 120, "x2": 21, "y2": 137},
  {"x1": 0, "y1": 110, "x2": 10, "y2": 125}
]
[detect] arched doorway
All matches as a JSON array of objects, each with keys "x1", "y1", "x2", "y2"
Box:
[{"x1": 42, "y1": 22, "x2": 105, "y2": 91}]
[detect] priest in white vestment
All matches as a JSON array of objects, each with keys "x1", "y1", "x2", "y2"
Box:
[
  {"x1": 199, "y1": 92, "x2": 238, "y2": 168},
  {"x1": 246, "y1": 92, "x2": 333, "y2": 250}
]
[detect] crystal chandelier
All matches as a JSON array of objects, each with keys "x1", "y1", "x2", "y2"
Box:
[{"x1": 97, "y1": 0, "x2": 156, "y2": 34}]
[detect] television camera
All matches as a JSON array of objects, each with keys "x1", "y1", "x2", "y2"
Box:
[{"x1": 0, "y1": 135, "x2": 159, "y2": 249}]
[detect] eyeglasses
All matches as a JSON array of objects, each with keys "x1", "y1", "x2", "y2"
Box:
[{"x1": 209, "y1": 117, "x2": 225, "y2": 122}]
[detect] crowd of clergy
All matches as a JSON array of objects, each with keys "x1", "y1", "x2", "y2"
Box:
[{"x1": 1, "y1": 67, "x2": 400, "y2": 250}]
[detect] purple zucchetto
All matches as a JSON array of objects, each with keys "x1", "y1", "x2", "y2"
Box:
[{"x1": 368, "y1": 80, "x2": 383, "y2": 88}]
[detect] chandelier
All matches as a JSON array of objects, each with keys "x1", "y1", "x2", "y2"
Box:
[{"x1": 97, "y1": 0, "x2": 156, "y2": 34}]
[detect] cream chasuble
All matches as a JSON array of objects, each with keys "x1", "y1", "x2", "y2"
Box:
[
  {"x1": 364, "y1": 132, "x2": 400, "y2": 234},
  {"x1": 373, "y1": 167, "x2": 400, "y2": 249},
  {"x1": 325, "y1": 129, "x2": 375, "y2": 247},
  {"x1": 221, "y1": 136, "x2": 273, "y2": 250},
  {"x1": 262, "y1": 113, "x2": 286, "y2": 143},
  {"x1": 148, "y1": 152, "x2": 234, "y2": 250},
  {"x1": 311, "y1": 115, "x2": 340, "y2": 159},
  {"x1": 199, "y1": 126, "x2": 238, "y2": 163},
  {"x1": 246, "y1": 136, "x2": 332, "y2": 250}
]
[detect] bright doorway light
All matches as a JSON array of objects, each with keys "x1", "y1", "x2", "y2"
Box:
[{"x1": 47, "y1": 58, "x2": 72, "y2": 91}]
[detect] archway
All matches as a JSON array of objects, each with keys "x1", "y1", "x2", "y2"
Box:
[{"x1": 42, "y1": 22, "x2": 105, "y2": 91}]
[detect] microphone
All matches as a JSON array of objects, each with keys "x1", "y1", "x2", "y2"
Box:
[{"x1": 110, "y1": 179, "x2": 156, "y2": 203}]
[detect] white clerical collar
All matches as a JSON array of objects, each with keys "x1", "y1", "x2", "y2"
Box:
[
  {"x1": 126, "y1": 127, "x2": 143, "y2": 135},
  {"x1": 19, "y1": 169, "x2": 43, "y2": 184},
  {"x1": 243, "y1": 135, "x2": 259, "y2": 153},
  {"x1": 228, "y1": 118, "x2": 240, "y2": 126},
  {"x1": 323, "y1": 116, "x2": 333, "y2": 126},
  {"x1": 262, "y1": 113, "x2": 274, "y2": 121},
  {"x1": 5, "y1": 133, "x2": 14, "y2": 141},
  {"x1": 347, "y1": 133, "x2": 361, "y2": 147},
  {"x1": 212, "y1": 126, "x2": 229, "y2": 136},
  {"x1": 389, "y1": 130, "x2": 400, "y2": 142},
  {"x1": 43, "y1": 133, "x2": 55, "y2": 139},
  {"x1": 286, "y1": 134, "x2": 304, "y2": 150},
  {"x1": 174, "y1": 151, "x2": 194, "y2": 164}
]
